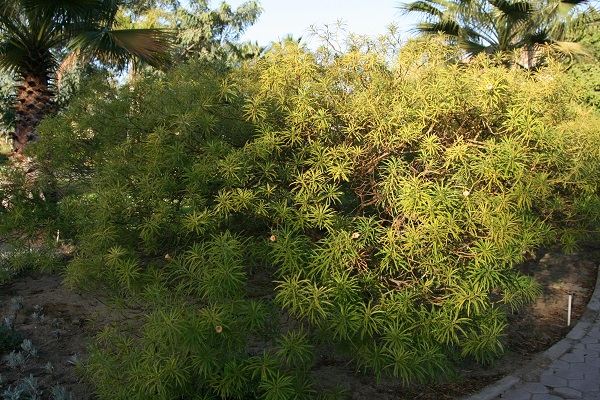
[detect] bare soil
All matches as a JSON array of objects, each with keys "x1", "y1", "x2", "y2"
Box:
[
  {"x1": 0, "y1": 273, "x2": 115, "y2": 399},
  {"x1": 0, "y1": 244, "x2": 598, "y2": 399}
]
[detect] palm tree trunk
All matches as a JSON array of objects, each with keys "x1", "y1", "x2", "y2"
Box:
[{"x1": 11, "y1": 66, "x2": 54, "y2": 155}]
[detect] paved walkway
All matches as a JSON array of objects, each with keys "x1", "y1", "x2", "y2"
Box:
[{"x1": 462, "y1": 265, "x2": 600, "y2": 400}]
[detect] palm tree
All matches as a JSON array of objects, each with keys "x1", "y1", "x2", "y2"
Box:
[
  {"x1": 0, "y1": 0, "x2": 172, "y2": 154},
  {"x1": 400, "y1": 0, "x2": 595, "y2": 68}
]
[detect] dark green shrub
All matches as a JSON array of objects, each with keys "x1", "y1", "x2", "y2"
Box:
[{"x1": 0, "y1": 324, "x2": 22, "y2": 353}]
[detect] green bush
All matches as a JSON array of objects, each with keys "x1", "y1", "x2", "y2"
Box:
[{"x1": 21, "y1": 37, "x2": 600, "y2": 398}]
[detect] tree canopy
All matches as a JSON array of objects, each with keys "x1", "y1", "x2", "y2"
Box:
[{"x1": 400, "y1": 0, "x2": 596, "y2": 67}]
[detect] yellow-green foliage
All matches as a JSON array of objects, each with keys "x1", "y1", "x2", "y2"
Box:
[
  {"x1": 19, "y1": 37, "x2": 600, "y2": 398},
  {"x1": 229, "y1": 37, "x2": 600, "y2": 376}
]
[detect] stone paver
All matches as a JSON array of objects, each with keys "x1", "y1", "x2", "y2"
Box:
[
  {"x1": 461, "y1": 264, "x2": 600, "y2": 400},
  {"x1": 552, "y1": 387, "x2": 581, "y2": 398}
]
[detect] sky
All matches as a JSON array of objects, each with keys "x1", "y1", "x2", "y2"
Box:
[{"x1": 223, "y1": 0, "x2": 419, "y2": 47}]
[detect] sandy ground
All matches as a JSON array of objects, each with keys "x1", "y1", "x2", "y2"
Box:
[{"x1": 0, "y1": 274, "x2": 114, "y2": 399}]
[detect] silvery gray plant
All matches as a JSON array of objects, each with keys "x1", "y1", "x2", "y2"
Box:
[
  {"x1": 50, "y1": 385, "x2": 75, "y2": 400},
  {"x1": 4, "y1": 351, "x2": 26, "y2": 369},
  {"x1": 3, "y1": 316, "x2": 14, "y2": 330},
  {"x1": 1, "y1": 374, "x2": 41, "y2": 400},
  {"x1": 30, "y1": 305, "x2": 44, "y2": 322},
  {"x1": 19, "y1": 340, "x2": 37, "y2": 358},
  {"x1": 9, "y1": 297, "x2": 23, "y2": 313},
  {"x1": 1, "y1": 385, "x2": 24, "y2": 400},
  {"x1": 44, "y1": 361, "x2": 54, "y2": 373}
]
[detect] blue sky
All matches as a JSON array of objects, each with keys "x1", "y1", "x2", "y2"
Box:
[{"x1": 223, "y1": 0, "x2": 419, "y2": 46}]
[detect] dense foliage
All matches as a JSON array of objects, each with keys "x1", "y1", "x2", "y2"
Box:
[
  {"x1": 0, "y1": 0, "x2": 172, "y2": 153},
  {"x1": 2, "y1": 36, "x2": 600, "y2": 398},
  {"x1": 566, "y1": 13, "x2": 600, "y2": 109},
  {"x1": 0, "y1": 0, "x2": 261, "y2": 154},
  {"x1": 400, "y1": 0, "x2": 595, "y2": 67}
]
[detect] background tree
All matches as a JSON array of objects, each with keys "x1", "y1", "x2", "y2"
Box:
[
  {"x1": 114, "y1": 0, "x2": 262, "y2": 69},
  {"x1": 399, "y1": 0, "x2": 596, "y2": 67},
  {"x1": 173, "y1": 0, "x2": 263, "y2": 64},
  {"x1": 0, "y1": 0, "x2": 172, "y2": 154},
  {"x1": 0, "y1": 71, "x2": 15, "y2": 142},
  {"x1": 566, "y1": 9, "x2": 600, "y2": 109}
]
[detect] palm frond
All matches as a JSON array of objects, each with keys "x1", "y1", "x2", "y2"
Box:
[
  {"x1": 20, "y1": 0, "x2": 102, "y2": 16},
  {"x1": 68, "y1": 28, "x2": 173, "y2": 69},
  {"x1": 552, "y1": 39, "x2": 593, "y2": 57},
  {"x1": 560, "y1": 0, "x2": 591, "y2": 4},
  {"x1": 109, "y1": 29, "x2": 173, "y2": 66},
  {"x1": 490, "y1": 0, "x2": 533, "y2": 22},
  {"x1": 556, "y1": 0, "x2": 591, "y2": 18},
  {"x1": 91, "y1": 0, "x2": 121, "y2": 29},
  {"x1": 417, "y1": 19, "x2": 462, "y2": 36},
  {"x1": 0, "y1": 15, "x2": 29, "y2": 45},
  {"x1": 20, "y1": 0, "x2": 121, "y2": 36},
  {"x1": 0, "y1": 0, "x2": 21, "y2": 21},
  {"x1": 400, "y1": 0, "x2": 446, "y2": 18},
  {"x1": 462, "y1": 25, "x2": 486, "y2": 42},
  {"x1": 459, "y1": 38, "x2": 491, "y2": 55},
  {"x1": 0, "y1": 41, "x2": 25, "y2": 72},
  {"x1": 520, "y1": 29, "x2": 551, "y2": 46}
]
